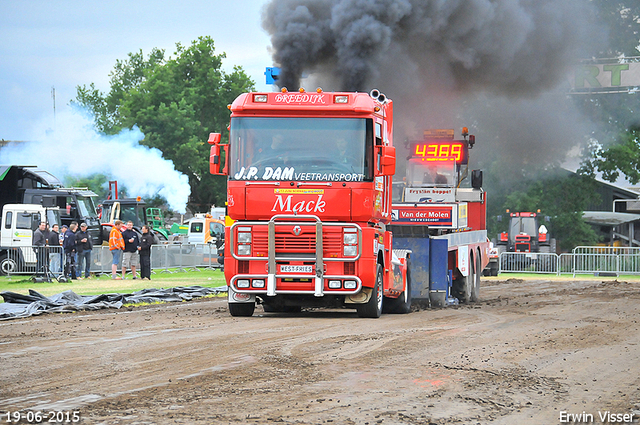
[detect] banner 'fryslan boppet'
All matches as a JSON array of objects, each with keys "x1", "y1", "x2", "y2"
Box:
[{"x1": 571, "y1": 61, "x2": 640, "y2": 93}]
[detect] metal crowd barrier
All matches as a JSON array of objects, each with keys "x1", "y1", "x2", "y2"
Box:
[
  {"x1": 2, "y1": 243, "x2": 222, "y2": 279},
  {"x1": 498, "y1": 252, "x2": 558, "y2": 274},
  {"x1": 497, "y1": 246, "x2": 640, "y2": 277}
]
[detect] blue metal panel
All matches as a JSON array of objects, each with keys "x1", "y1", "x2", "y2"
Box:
[
  {"x1": 429, "y1": 238, "x2": 449, "y2": 295},
  {"x1": 393, "y1": 236, "x2": 429, "y2": 300},
  {"x1": 265, "y1": 67, "x2": 280, "y2": 85}
]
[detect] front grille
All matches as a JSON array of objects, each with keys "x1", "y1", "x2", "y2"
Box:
[{"x1": 253, "y1": 231, "x2": 342, "y2": 254}]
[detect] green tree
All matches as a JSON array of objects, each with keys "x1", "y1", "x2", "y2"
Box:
[
  {"x1": 499, "y1": 171, "x2": 600, "y2": 251},
  {"x1": 582, "y1": 127, "x2": 640, "y2": 184},
  {"x1": 73, "y1": 37, "x2": 254, "y2": 212},
  {"x1": 63, "y1": 173, "x2": 110, "y2": 200}
]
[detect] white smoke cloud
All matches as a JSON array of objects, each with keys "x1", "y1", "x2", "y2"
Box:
[{"x1": 0, "y1": 107, "x2": 191, "y2": 213}]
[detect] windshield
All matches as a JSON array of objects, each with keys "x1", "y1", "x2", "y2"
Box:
[
  {"x1": 76, "y1": 196, "x2": 97, "y2": 218},
  {"x1": 47, "y1": 209, "x2": 61, "y2": 227},
  {"x1": 121, "y1": 205, "x2": 145, "y2": 227},
  {"x1": 406, "y1": 158, "x2": 456, "y2": 187},
  {"x1": 509, "y1": 217, "x2": 538, "y2": 241},
  {"x1": 229, "y1": 117, "x2": 373, "y2": 182}
]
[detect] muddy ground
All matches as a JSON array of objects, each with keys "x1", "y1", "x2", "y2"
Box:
[{"x1": 1, "y1": 277, "x2": 640, "y2": 424}]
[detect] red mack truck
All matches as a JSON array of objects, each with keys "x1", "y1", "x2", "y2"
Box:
[
  {"x1": 208, "y1": 88, "x2": 410, "y2": 317},
  {"x1": 208, "y1": 89, "x2": 489, "y2": 316}
]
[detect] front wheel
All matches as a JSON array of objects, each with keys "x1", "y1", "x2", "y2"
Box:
[
  {"x1": 0, "y1": 253, "x2": 19, "y2": 276},
  {"x1": 357, "y1": 264, "x2": 383, "y2": 318},
  {"x1": 228, "y1": 302, "x2": 255, "y2": 317}
]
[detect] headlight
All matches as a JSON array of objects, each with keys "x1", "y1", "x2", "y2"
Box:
[
  {"x1": 252, "y1": 279, "x2": 265, "y2": 288},
  {"x1": 344, "y1": 280, "x2": 357, "y2": 289},
  {"x1": 343, "y1": 233, "x2": 358, "y2": 245},
  {"x1": 237, "y1": 245, "x2": 251, "y2": 256},
  {"x1": 237, "y1": 279, "x2": 250, "y2": 288},
  {"x1": 238, "y1": 232, "x2": 252, "y2": 243},
  {"x1": 328, "y1": 280, "x2": 341, "y2": 289},
  {"x1": 343, "y1": 245, "x2": 357, "y2": 257}
]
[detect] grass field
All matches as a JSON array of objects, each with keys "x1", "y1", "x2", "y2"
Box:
[{"x1": 0, "y1": 268, "x2": 227, "y2": 302}]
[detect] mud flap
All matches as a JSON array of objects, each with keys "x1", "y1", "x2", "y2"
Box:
[{"x1": 228, "y1": 285, "x2": 257, "y2": 304}]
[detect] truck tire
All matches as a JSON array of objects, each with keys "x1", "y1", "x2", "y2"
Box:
[
  {"x1": 470, "y1": 253, "x2": 481, "y2": 302},
  {"x1": 228, "y1": 302, "x2": 255, "y2": 317},
  {"x1": 357, "y1": 264, "x2": 383, "y2": 318},
  {"x1": 0, "y1": 253, "x2": 19, "y2": 276},
  {"x1": 452, "y1": 253, "x2": 474, "y2": 304},
  {"x1": 384, "y1": 268, "x2": 412, "y2": 314}
]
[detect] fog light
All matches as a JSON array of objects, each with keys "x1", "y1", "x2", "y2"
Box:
[
  {"x1": 344, "y1": 280, "x2": 357, "y2": 289},
  {"x1": 343, "y1": 245, "x2": 357, "y2": 256},
  {"x1": 252, "y1": 279, "x2": 265, "y2": 288},
  {"x1": 238, "y1": 245, "x2": 251, "y2": 256},
  {"x1": 237, "y1": 279, "x2": 250, "y2": 288},
  {"x1": 328, "y1": 280, "x2": 341, "y2": 289}
]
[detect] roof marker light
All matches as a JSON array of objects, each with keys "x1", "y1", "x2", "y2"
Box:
[
  {"x1": 334, "y1": 95, "x2": 348, "y2": 104},
  {"x1": 281, "y1": 87, "x2": 288, "y2": 93},
  {"x1": 316, "y1": 87, "x2": 323, "y2": 93},
  {"x1": 299, "y1": 87, "x2": 305, "y2": 93}
]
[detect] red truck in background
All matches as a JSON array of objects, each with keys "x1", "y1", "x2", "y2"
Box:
[
  {"x1": 208, "y1": 88, "x2": 410, "y2": 318},
  {"x1": 390, "y1": 128, "x2": 490, "y2": 306}
]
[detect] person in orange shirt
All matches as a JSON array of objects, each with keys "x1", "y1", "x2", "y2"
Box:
[{"x1": 109, "y1": 220, "x2": 125, "y2": 279}]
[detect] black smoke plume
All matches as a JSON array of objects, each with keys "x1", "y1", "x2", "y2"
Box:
[
  {"x1": 262, "y1": 0, "x2": 605, "y2": 176},
  {"x1": 262, "y1": 0, "x2": 597, "y2": 95}
]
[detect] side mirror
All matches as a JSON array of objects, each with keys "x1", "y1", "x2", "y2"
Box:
[
  {"x1": 471, "y1": 169, "x2": 483, "y2": 189},
  {"x1": 208, "y1": 133, "x2": 228, "y2": 175},
  {"x1": 377, "y1": 145, "x2": 396, "y2": 176}
]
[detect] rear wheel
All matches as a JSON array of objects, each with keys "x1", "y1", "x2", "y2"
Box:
[
  {"x1": 357, "y1": 264, "x2": 383, "y2": 318},
  {"x1": 452, "y1": 253, "x2": 474, "y2": 304},
  {"x1": 470, "y1": 253, "x2": 480, "y2": 302},
  {"x1": 228, "y1": 302, "x2": 255, "y2": 317}
]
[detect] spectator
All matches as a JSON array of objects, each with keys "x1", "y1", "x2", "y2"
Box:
[
  {"x1": 63, "y1": 222, "x2": 78, "y2": 280},
  {"x1": 122, "y1": 221, "x2": 140, "y2": 279},
  {"x1": 75, "y1": 222, "x2": 93, "y2": 279},
  {"x1": 48, "y1": 224, "x2": 62, "y2": 277},
  {"x1": 139, "y1": 225, "x2": 154, "y2": 280},
  {"x1": 109, "y1": 220, "x2": 125, "y2": 280},
  {"x1": 33, "y1": 222, "x2": 49, "y2": 277}
]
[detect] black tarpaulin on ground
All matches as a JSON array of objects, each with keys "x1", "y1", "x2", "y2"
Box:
[{"x1": 0, "y1": 286, "x2": 227, "y2": 320}]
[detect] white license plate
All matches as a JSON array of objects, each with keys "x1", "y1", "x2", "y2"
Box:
[{"x1": 280, "y1": 265, "x2": 313, "y2": 273}]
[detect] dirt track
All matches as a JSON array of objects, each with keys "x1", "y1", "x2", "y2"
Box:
[{"x1": 1, "y1": 277, "x2": 640, "y2": 424}]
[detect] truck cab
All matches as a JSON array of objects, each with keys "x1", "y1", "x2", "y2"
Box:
[
  {"x1": 209, "y1": 89, "x2": 410, "y2": 318},
  {"x1": 0, "y1": 204, "x2": 61, "y2": 275}
]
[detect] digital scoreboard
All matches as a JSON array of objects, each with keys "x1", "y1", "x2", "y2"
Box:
[{"x1": 409, "y1": 141, "x2": 468, "y2": 165}]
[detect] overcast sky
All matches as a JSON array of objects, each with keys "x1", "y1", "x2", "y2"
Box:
[{"x1": 0, "y1": 0, "x2": 273, "y2": 141}]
